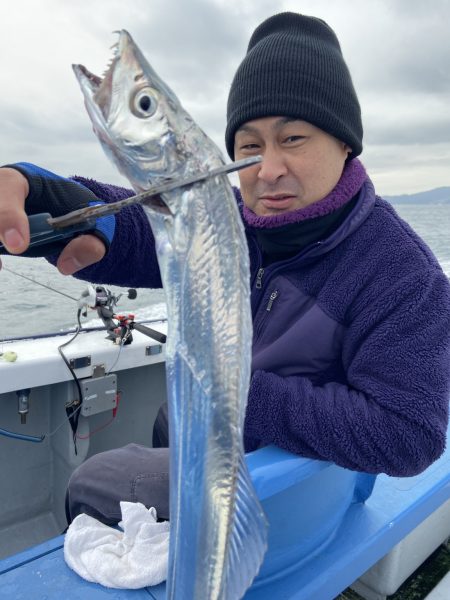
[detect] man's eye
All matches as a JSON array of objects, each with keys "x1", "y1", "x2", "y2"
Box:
[
  {"x1": 284, "y1": 135, "x2": 304, "y2": 143},
  {"x1": 239, "y1": 143, "x2": 260, "y2": 152}
]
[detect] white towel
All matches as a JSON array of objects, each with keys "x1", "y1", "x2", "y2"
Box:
[{"x1": 64, "y1": 501, "x2": 170, "y2": 589}]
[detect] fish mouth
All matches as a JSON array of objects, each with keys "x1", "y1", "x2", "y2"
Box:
[
  {"x1": 73, "y1": 63, "x2": 114, "y2": 121},
  {"x1": 72, "y1": 30, "x2": 131, "y2": 123}
]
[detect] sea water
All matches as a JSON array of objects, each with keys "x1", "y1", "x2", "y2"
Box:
[{"x1": 0, "y1": 203, "x2": 449, "y2": 340}]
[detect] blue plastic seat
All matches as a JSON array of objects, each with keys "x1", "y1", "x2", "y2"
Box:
[
  {"x1": 245, "y1": 445, "x2": 376, "y2": 582},
  {"x1": 2, "y1": 429, "x2": 449, "y2": 600}
]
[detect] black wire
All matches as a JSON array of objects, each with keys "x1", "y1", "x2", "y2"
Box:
[
  {"x1": 57, "y1": 309, "x2": 84, "y2": 404},
  {"x1": 58, "y1": 309, "x2": 84, "y2": 453},
  {"x1": 0, "y1": 314, "x2": 84, "y2": 446}
]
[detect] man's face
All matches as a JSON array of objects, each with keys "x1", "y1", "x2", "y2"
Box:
[{"x1": 234, "y1": 117, "x2": 351, "y2": 216}]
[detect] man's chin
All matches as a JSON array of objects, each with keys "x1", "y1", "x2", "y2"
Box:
[{"x1": 256, "y1": 208, "x2": 292, "y2": 217}]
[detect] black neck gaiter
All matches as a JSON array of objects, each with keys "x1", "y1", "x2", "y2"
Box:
[{"x1": 255, "y1": 194, "x2": 358, "y2": 265}]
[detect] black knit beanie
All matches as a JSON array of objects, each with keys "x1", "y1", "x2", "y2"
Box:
[{"x1": 225, "y1": 12, "x2": 363, "y2": 160}]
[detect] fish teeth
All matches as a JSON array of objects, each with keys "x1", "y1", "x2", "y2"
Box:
[
  {"x1": 109, "y1": 40, "x2": 119, "y2": 56},
  {"x1": 101, "y1": 57, "x2": 115, "y2": 78},
  {"x1": 102, "y1": 34, "x2": 120, "y2": 78}
]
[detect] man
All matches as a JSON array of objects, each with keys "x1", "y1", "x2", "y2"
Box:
[{"x1": 1, "y1": 13, "x2": 449, "y2": 526}]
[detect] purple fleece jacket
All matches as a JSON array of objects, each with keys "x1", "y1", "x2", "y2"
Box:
[{"x1": 66, "y1": 162, "x2": 450, "y2": 477}]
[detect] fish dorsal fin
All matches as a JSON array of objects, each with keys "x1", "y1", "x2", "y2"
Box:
[{"x1": 219, "y1": 455, "x2": 268, "y2": 599}]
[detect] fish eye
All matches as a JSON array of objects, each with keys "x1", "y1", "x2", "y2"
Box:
[{"x1": 130, "y1": 87, "x2": 157, "y2": 118}]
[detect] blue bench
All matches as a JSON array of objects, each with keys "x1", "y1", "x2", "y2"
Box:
[{"x1": 1, "y1": 422, "x2": 449, "y2": 600}]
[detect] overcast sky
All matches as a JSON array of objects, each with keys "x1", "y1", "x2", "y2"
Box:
[{"x1": 1, "y1": 0, "x2": 449, "y2": 196}]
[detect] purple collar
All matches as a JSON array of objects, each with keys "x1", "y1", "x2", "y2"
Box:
[{"x1": 243, "y1": 158, "x2": 367, "y2": 229}]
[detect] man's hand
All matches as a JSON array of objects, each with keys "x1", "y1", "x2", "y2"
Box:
[
  {"x1": 0, "y1": 168, "x2": 30, "y2": 255},
  {"x1": 0, "y1": 167, "x2": 106, "y2": 274}
]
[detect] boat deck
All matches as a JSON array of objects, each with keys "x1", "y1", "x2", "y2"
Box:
[{"x1": 1, "y1": 432, "x2": 449, "y2": 600}]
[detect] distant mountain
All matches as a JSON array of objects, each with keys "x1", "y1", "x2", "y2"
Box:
[{"x1": 384, "y1": 187, "x2": 450, "y2": 204}]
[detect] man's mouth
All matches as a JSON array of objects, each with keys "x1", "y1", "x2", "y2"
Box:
[{"x1": 259, "y1": 194, "x2": 297, "y2": 210}]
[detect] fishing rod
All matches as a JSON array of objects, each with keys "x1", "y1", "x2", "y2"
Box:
[
  {"x1": 2, "y1": 266, "x2": 166, "y2": 345},
  {"x1": 1, "y1": 266, "x2": 166, "y2": 445}
]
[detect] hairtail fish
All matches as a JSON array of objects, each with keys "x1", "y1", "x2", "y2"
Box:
[{"x1": 73, "y1": 30, "x2": 268, "y2": 599}]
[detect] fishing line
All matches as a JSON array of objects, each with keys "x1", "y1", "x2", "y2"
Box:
[
  {"x1": 47, "y1": 403, "x2": 83, "y2": 438},
  {"x1": 1, "y1": 269, "x2": 150, "y2": 445},
  {"x1": 2, "y1": 265, "x2": 78, "y2": 302},
  {"x1": 3, "y1": 267, "x2": 84, "y2": 405},
  {"x1": 0, "y1": 270, "x2": 84, "y2": 446}
]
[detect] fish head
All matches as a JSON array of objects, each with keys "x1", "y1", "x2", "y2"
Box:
[{"x1": 73, "y1": 30, "x2": 204, "y2": 192}]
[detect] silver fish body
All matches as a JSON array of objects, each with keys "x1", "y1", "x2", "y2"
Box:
[{"x1": 73, "y1": 31, "x2": 268, "y2": 599}]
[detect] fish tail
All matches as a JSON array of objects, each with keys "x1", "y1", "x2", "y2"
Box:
[{"x1": 220, "y1": 455, "x2": 268, "y2": 599}]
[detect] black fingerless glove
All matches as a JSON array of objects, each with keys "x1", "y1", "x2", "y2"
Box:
[{"x1": 1, "y1": 162, "x2": 115, "y2": 256}]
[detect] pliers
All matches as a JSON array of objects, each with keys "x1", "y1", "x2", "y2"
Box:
[{"x1": 0, "y1": 156, "x2": 261, "y2": 257}]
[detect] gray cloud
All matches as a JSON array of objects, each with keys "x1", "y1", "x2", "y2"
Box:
[
  {"x1": 347, "y1": 1, "x2": 450, "y2": 95},
  {"x1": 1, "y1": 0, "x2": 449, "y2": 195},
  {"x1": 362, "y1": 91, "x2": 450, "y2": 145},
  {"x1": 366, "y1": 118, "x2": 450, "y2": 146}
]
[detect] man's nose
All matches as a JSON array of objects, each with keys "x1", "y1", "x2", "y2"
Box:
[{"x1": 257, "y1": 147, "x2": 288, "y2": 184}]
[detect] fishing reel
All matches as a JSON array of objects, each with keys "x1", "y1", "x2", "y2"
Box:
[{"x1": 78, "y1": 285, "x2": 166, "y2": 346}]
